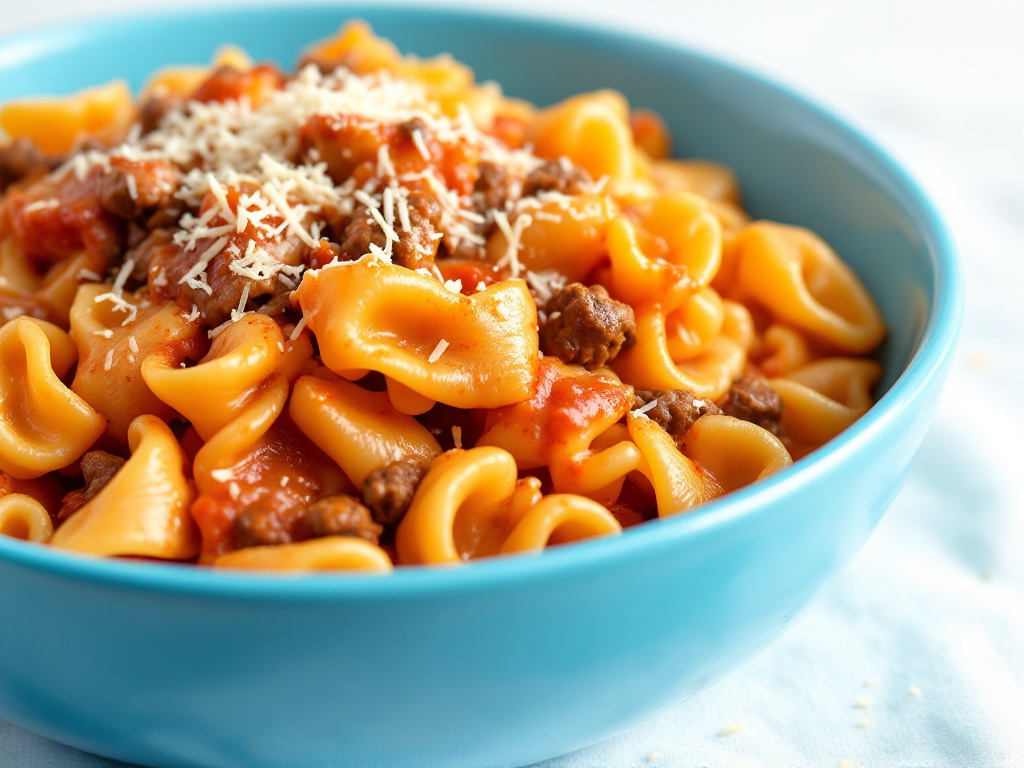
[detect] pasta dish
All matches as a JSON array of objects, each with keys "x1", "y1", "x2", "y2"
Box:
[{"x1": 0, "y1": 24, "x2": 886, "y2": 572}]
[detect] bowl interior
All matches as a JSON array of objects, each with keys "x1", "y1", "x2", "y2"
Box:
[{"x1": 0, "y1": 6, "x2": 960, "y2": 596}]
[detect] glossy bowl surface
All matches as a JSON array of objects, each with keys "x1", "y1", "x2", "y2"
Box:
[{"x1": 0, "y1": 6, "x2": 961, "y2": 768}]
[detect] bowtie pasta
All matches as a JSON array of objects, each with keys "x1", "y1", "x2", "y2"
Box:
[{"x1": 0, "y1": 23, "x2": 885, "y2": 573}]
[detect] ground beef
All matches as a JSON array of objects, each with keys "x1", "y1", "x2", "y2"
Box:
[
  {"x1": 57, "y1": 451, "x2": 126, "y2": 522},
  {"x1": 137, "y1": 94, "x2": 181, "y2": 135},
  {"x1": 393, "y1": 191, "x2": 443, "y2": 270},
  {"x1": 335, "y1": 204, "x2": 385, "y2": 262},
  {"x1": 397, "y1": 116, "x2": 430, "y2": 144},
  {"x1": 335, "y1": 192, "x2": 443, "y2": 270},
  {"x1": 98, "y1": 159, "x2": 181, "y2": 221},
  {"x1": 445, "y1": 161, "x2": 513, "y2": 260},
  {"x1": 540, "y1": 283, "x2": 636, "y2": 369},
  {"x1": 362, "y1": 459, "x2": 427, "y2": 530},
  {"x1": 0, "y1": 138, "x2": 58, "y2": 192},
  {"x1": 299, "y1": 495, "x2": 383, "y2": 545},
  {"x1": 149, "y1": 222, "x2": 307, "y2": 326},
  {"x1": 634, "y1": 389, "x2": 722, "y2": 446},
  {"x1": 523, "y1": 159, "x2": 592, "y2": 198},
  {"x1": 471, "y1": 161, "x2": 512, "y2": 213},
  {"x1": 717, "y1": 374, "x2": 784, "y2": 434},
  {"x1": 233, "y1": 503, "x2": 294, "y2": 550}
]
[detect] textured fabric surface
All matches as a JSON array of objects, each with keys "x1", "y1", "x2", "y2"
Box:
[{"x1": 1, "y1": 1, "x2": 1021, "y2": 766}]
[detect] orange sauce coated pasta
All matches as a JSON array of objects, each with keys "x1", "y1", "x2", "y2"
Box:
[{"x1": 0, "y1": 22, "x2": 885, "y2": 572}]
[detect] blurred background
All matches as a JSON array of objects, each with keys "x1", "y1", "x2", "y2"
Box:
[{"x1": 1, "y1": 1, "x2": 1021, "y2": 766}]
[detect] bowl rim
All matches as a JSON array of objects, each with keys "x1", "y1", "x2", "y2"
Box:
[{"x1": 0, "y1": 3, "x2": 963, "y2": 599}]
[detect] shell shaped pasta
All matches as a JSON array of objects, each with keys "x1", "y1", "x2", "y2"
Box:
[
  {"x1": 70, "y1": 285, "x2": 208, "y2": 442},
  {"x1": 680, "y1": 415, "x2": 792, "y2": 493},
  {"x1": 485, "y1": 194, "x2": 617, "y2": 282},
  {"x1": 191, "y1": 373, "x2": 353, "y2": 562},
  {"x1": 605, "y1": 192, "x2": 722, "y2": 310},
  {"x1": 0, "y1": 493, "x2": 54, "y2": 543},
  {"x1": 782, "y1": 358, "x2": 882, "y2": 411},
  {"x1": 0, "y1": 471, "x2": 68, "y2": 516},
  {"x1": 385, "y1": 377, "x2": 437, "y2": 416},
  {"x1": 396, "y1": 447, "x2": 520, "y2": 565},
  {"x1": 214, "y1": 536, "x2": 393, "y2": 573},
  {"x1": 0, "y1": 80, "x2": 134, "y2": 156},
  {"x1": 770, "y1": 379, "x2": 864, "y2": 455},
  {"x1": 0, "y1": 317, "x2": 107, "y2": 480},
  {"x1": 301, "y1": 21, "x2": 400, "y2": 74},
  {"x1": 289, "y1": 372, "x2": 441, "y2": 487},
  {"x1": 613, "y1": 299, "x2": 752, "y2": 400},
  {"x1": 627, "y1": 412, "x2": 721, "y2": 516},
  {"x1": 49, "y1": 415, "x2": 200, "y2": 559},
  {"x1": 527, "y1": 90, "x2": 636, "y2": 185},
  {"x1": 732, "y1": 223, "x2": 885, "y2": 353},
  {"x1": 770, "y1": 359, "x2": 882, "y2": 455},
  {"x1": 499, "y1": 494, "x2": 621, "y2": 555},
  {"x1": 192, "y1": 375, "x2": 289, "y2": 488},
  {"x1": 650, "y1": 159, "x2": 740, "y2": 204},
  {"x1": 0, "y1": 221, "x2": 111, "y2": 327},
  {"x1": 477, "y1": 358, "x2": 640, "y2": 502},
  {"x1": 664, "y1": 287, "x2": 725, "y2": 361},
  {"x1": 141, "y1": 45, "x2": 254, "y2": 100},
  {"x1": 143, "y1": 314, "x2": 309, "y2": 441},
  {"x1": 754, "y1": 324, "x2": 815, "y2": 378},
  {"x1": 295, "y1": 260, "x2": 538, "y2": 408}
]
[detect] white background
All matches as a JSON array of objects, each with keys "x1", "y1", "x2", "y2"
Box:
[{"x1": 1, "y1": 1, "x2": 1022, "y2": 766}]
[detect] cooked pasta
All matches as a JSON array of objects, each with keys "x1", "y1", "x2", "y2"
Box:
[{"x1": 0, "y1": 22, "x2": 885, "y2": 572}]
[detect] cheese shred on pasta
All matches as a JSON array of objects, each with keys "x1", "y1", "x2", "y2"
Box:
[{"x1": 0, "y1": 21, "x2": 885, "y2": 572}]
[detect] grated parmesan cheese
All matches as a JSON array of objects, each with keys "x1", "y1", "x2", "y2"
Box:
[
  {"x1": 633, "y1": 400, "x2": 658, "y2": 417},
  {"x1": 428, "y1": 338, "x2": 449, "y2": 364},
  {"x1": 231, "y1": 283, "x2": 251, "y2": 323},
  {"x1": 22, "y1": 199, "x2": 60, "y2": 213},
  {"x1": 411, "y1": 128, "x2": 430, "y2": 161},
  {"x1": 290, "y1": 312, "x2": 311, "y2": 341},
  {"x1": 451, "y1": 425, "x2": 463, "y2": 449},
  {"x1": 210, "y1": 468, "x2": 235, "y2": 482}
]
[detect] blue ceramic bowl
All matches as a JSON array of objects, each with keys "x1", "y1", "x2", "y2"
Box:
[{"x1": 0, "y1": 6, "x2": 961, "y2": 768}]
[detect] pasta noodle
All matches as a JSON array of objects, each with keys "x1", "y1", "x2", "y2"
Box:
[{"x1": 0, "y1": 23, "x2": 885, "y2": 572}]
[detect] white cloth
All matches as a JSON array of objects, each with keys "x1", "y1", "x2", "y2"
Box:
[{"x1": 1, "y1": 1, "x2": 1022, "y2": 766}]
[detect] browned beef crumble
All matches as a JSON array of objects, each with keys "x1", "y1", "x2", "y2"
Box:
[
  {"x1": 393, "y1": 191, "x2": 443, "y2": 270},
  {"x1": 633, "y1": 389, "x2": 722, "y2": 446},
  {"x1": 522, "y1": 159, "x2": 592, "y2": 198},
  {"x1": 137, "y1": 94, "x2": 181, "y2": 135},
  {"x1": 362, "y1": 459, "x2": 428, "y2": 530},
  {"x1": 716, "y1": 374, "x2": 784, "y2": 434},
  {"x1": 0, "y1": 138, "x2": 59, "y2": 193},
  {"x1": 540, "y1": 283, "x2": 636, "y2": 369},
  {"x1": 57, "y1": 451, "x2": 127, "y2": 522},
  {"x1": 336, "y1": 203, "x2": 385, "y2": 262},
  {"x1": 98, "y1": 159, "x2": 181, "y2": 221},
  {"x1": 299, "y1": 495, "x2": 383, "y2": 545},
  {"x1": 233, "y1": 503, "x2": 294, "y2": 549}
]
